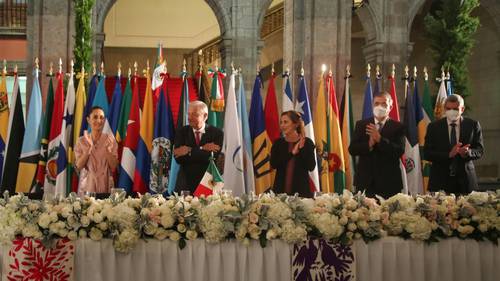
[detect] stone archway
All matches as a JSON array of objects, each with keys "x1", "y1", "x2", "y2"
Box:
[{"x1": 355, "y1": 3, "x2": 383, "y2": 66}]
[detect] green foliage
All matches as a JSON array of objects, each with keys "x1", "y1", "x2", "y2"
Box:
[
  {"x1": 73, "y1": 0, "x2": 95, "y2": 74},
  {"x1": 424, "y1": 0, "x2": 480, "y2": 99}
]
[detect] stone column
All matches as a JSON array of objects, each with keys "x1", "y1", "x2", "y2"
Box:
[
  {"x1": 283, "y1": 0, "x2": 352, "y2": 107},
  {"x1": 27, "y1": 0, "x2": 75, "y2": 107}
]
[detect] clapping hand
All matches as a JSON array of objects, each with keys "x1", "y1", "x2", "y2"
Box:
[
  {"x1": 292, "y1": 137, "x2": 305, "y2": 155},
  {"x1": 201, "y1": 142, "x2": 221, "y2": 153},
  {"x1": 458, "y1": 144, "x2": 470, "y2": 158},
  {"x1": 366, "y1": 124, "x2": 381, "y2": 147}
]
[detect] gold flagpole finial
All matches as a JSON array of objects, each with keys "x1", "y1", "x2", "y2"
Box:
[
  {"x1": 69, "y1": 59, "x2": 74, "y2": 76},
  {"x1": 117, "y1": 62, "x2": 122, "y2": 77},
  {"x1": 423, "y1": 66, "x2": 428, "y2": 81},
  {"x1": 58, "y1": 58, "x2": 63, "y2": 74},
  {"x1": 321, "y1": 64, "x2": 327, "y2": 74},
  {"x1": 146, "y1": 59, "x2": 150, "y2": 76},
  {"x1": 92, "y1": 62, "x2": 96, "y2": 76},
  {"x1": 183, "y1": 58, "x2": 187, "y2": 73},
  {"x1": 256, "y1": 63, "x2": 260, "y2": 74},
  {"x1": 100, "y1": 61, "x2": 105, "y2": 76},
  {"x1": 391, "y1": 64, "x2": 396, "y2": 78},
  {"x1": 49, "y1": 62, "x2": 54, "y2": 77},
  {"x1": 80, "y1": 63, "x2": 85, "y2": 79},
  {"x1": 14, "y1": 64, "x2": 18, "y2": 74},
  {"x1": 35, "y1": 57, "x2": 39, "y2": 70},
  {"x1": 441, "y1": 66, "x2": 446, "y2": 80},
  {"x1": 404, "y1": 65, "x2": 409, "y2": 79},
  {"x1": 2, "y1": 60, "x2": 6, "y2": 75},
  {"x1": 128, "y1": 67, "x2": 132, "y2": 79},
  {"x1": 134, "y1": 61, "x2": 138, "y2": 76},
  {"x1": 366, "y1": 63, "x2": 371, "y2": 78},
  {"x1": 375, "y1": 65, "x2": 380, "y2": 77},
  {"x1": 231, "y1": 61, "x2": 236, "y2": 74},
  {"x1": 271, "y1": 62, "x2": 275, "y2": 75},
  {"x1": 413, "y1": 66, "x2": 417, "y2": 79},
  {"x1": 346, "y1": 64, "x2": 351, "y2": 77},
  {"x1": 328, "y1": 64, "x2": 333, "y2": 76},
  {"x1": 300, "y1": 61, "x2": 304, "y2": 76}
]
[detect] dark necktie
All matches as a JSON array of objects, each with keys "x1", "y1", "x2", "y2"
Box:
[
  {"x1": 195, "y1": 131, "x2": 201, "y2": 146},
  {"x1": 450, "y1": 123, "x2": 457, "y2": 146},
  {"x1": 377, "y1": 122, "x2": 383, "y2": 132},
  {"x1": 449, "y1": 122, "x2": 457, "y2": 176}
]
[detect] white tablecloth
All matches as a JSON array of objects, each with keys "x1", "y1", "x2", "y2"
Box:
[{"x1": 2, "y1": 237, "x2": 499, "y2": 281}]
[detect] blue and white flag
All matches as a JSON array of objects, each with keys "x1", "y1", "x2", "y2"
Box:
[
  {"x1": 108, "y1": 76, "x2": 123, "y2": 134},
  {"x1": 91, "y1": 76, "x2": 112, "y2": 134},
  {"x1": 237, "y1": 73, "x2": 255, "y2": 194},
  {"x1": 282, "y1": 70, "x2": 294, "y2": 112}
]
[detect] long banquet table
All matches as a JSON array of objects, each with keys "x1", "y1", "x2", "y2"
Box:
[{"x1": 1, "y1": 237, "x2": 499, "y2": 281}]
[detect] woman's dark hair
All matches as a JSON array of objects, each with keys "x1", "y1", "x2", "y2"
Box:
[
  {"x1": 281, "y1": 110, "x2": 304, "y2": 134},
  {"x1": 87, "y1": 106, "x2": 105, "y2": 118}
]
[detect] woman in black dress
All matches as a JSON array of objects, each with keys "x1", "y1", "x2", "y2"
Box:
[{"x1": 270, "y1": 110, "x2": 316, "y2": 198}]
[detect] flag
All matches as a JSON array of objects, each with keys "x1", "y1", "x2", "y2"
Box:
[
  {"x1": 91, "y1": 75, "x2": 111, "y2": 133},
  {"x1": 282, "y1": 70, "x2": 294, "y2": 112},
  {"x1": 152, "y1": 61, "x2": 167, "y2": 112},
  {"x1": 387, "y1": 72, "x2": 408, "y2": 194},
  {"x1": 326, "y1": 72, "x2": 345, "y2": 193},
  {"x1": 108, "y1": 76, "x2": 123, "y2": 134},
  {"x1": 295, "y1": 72, "x2": 320, "y2": 192},
  {"x1": 16, "y1": 68, "x2": 43, "y2": 193},
  {"x1": 264, "y1": 73, "x2": 280, "y2": 143},
  {"x1": 193, "y1": 156, "x2": 224, "y2": 197},
  {"x1": 421, "y1": 75, "x2": 433, "y2": 192},
  {"x1": 403, "y1": 78, "x2": 423, "y2": 195},
  {"x1": 117, "y1": 75, "x2": 140, "y2": 193},
  {"x1": 55, "y1": 71, "x2": 76, "y2": 196},
  {"x1": 0, "y1": 69, "x2": 9, "y2": 184},
  {"x1": 116, "y1": 77, "x2": 132, "y2": 144},
  {"x1": 195, "y1": 65, "x2": 210, "y2": 103},
  {"x1": 340, "y1": 74, "x2": 354, "y2": 190},
  {"x1": 313, "y1": 73, "x2": 330, "y2": 193},
  {"x1": 133, "y1": 71, "x2": 154, "y2": 194},
  {"x1": 223, "y1": 72, "x2": 244, "y2": 196},
  {"x1": 446, "y1": 72, "x2": 453, "y2": 96},
  {"x1": 249, "y1": 73, "x2": 273, "y2": 194},
  {"x1": 237, "y1": 73, "x2": 255, "y2": 194},
  {"x1": 33, "y1": 78, "x2": 54, "y2": 191},
  {"x1": 167, "y1": 70, "x2": 190, "y2": 195},
  {"x1": 434, "y1": 78, "x2": 447, "y2": 119},
  {"x1": 71, "y1": 71, "x2": 87, "y2": 193},
  {"x1": 207, "y1": 68, "x2": 225, "y2": 128},
  {"x1": 80, "y1": 74, "x2": 98, "y2": 135},
  {"x1": 388, "y1": 74, "x2": 400, "y2": 121},
  {"x1": 361, "y1": 75, "x2": 374, "y2": 119},
  {"x1": 150, "y1": 88, "x2": 174, "y2": 195},
  {"x1": 1, "y1": 74, "x2": 25, "y2": 194}
]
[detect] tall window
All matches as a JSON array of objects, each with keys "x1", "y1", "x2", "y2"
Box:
[{"x1": 0, "y1": 0, "x2": 27, "y2": 35}]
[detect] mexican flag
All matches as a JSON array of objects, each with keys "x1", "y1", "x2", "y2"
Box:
[{"x1": 193, "y1": 157, "x2": 224, "y2": 197}]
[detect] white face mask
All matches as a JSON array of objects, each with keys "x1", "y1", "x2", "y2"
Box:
[
  {"x1": 445, "y1": 109, "x2": 460, "y2": 122},
  {"x1": 373, "y1": 105, "x2": 389, "y2": 118}
]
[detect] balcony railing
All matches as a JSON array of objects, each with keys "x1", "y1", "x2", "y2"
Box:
[{"x1": 0, "y1": 0, "x2": 27, "y2": 36}]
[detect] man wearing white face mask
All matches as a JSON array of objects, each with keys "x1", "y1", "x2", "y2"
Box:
[
  {"x1": 424, "y1": 94, "x2": 483, "y2": 195},
  {"x1": 349, "y1": 92, "x2": 406, "y2": 199}
]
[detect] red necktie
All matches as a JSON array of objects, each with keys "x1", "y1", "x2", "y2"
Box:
[{"x1": 195, "y1": 131, "x2": 201, "y2": 146}]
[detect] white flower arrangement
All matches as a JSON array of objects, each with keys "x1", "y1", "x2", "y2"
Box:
[{"x1": 0, "y1": 190, "x2": 498, "y2": 253}]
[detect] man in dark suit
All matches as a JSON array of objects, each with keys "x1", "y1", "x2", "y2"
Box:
[
  {"x1": 173, "y1": 101, "x2": 223, "y2": 193},
  {"x1": 424, "y1": 94, "x2": 483, "y2": 195},
  {"x1": 349, "y1": 92, "x2": 406, "y2": 198}
]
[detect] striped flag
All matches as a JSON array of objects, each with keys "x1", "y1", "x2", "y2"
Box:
[
  {"x1": 403, "y1": 77, "x2": 423, "y2": 195},
  {"x1": 1, "y1": 74, "x2": 24, "y2": 194},
  {"x1": 33, "y1": 78, "x2": 54, "y2": 191},
  {"x1": 108, "y1": 76, "x2": 123, "y2": 134},
  {"x1": 195, "y1": 65, "x2": 210, "y2": 103},
  {"x1": 0, "y1": 68, "x2": 10, "y2": 185},
  {"x1": 237, "y1": 73, "x2": 255, "y2": 194},
  {"x1": 361, "y1": 75, "x2": 374, "y2": 119},
  {"x1": 43, "y1": 72, "x2": 65, "y2": 195},
  {"x1": 133, "y1": 71, "x2": 154, "y2": 194},
  {"x1": 116, "y1": 76, "x2": 132, "y2": 148},
  {"x1": 326, "y1": 72, "x2": 345, "y2": 193},
  {"x1": 340, "y1": 74, "x2": 354, "y2": 190},
  {"x1": 117, "y1": 75, "x2": 140, "y2": 193},
  {"x1": 264, "y1": 72, "x2": 280, "y2": 143},
  {"x1": 207, "y1": 68, "x2": 225, "y2": 128},
  {"x1": 249, "y1": 73, "x2": 273, "y2": 194},
  {"x1": 313, "y1": 73, "x2": 330, "y2": 193},
  {"x1": 223, "y1": 72, "x2": 244, "y2": 196},
  {"x1": 295, "y1": 71, "x2": 320, "y2": 192},
  {"x1": 193, "y1": 156, "x2": 224, "y2": 197},
  {"x1": 80, "y1": 74, "x2": 98, "y2": 136},
  {"x1": 282, "y1": 70, "x2": 294, "y2": 112},
  {"x1": 150, "y1": 88, "x2": 174, "y2": 195},
  {"x1": 71, "y1": 71, "x2": 87, "y2": 193},
  {"x1": 167, "y1": 70, "x2": 190, "y2": 194},
  {"x1": 421, "y1": 73, "x2": 433, "y2": 192},
  {"x1": 16, "y1": 68, "x2": 43, "y2": 193},
  {"x1": 55, "y1": 70, "x2": 76, "y2": 196}
]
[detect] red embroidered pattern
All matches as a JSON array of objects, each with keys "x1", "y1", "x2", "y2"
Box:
[{"x1": 6, "y1": 238, "x2": 75, "y2": 281}]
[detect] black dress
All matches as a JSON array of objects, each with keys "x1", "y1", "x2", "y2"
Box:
[{"x1": 270, "y1": 137, "x2": 316, "y2": 198}]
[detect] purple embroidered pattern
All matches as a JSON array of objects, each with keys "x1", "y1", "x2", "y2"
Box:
[{"x1": 293, "y1": 239, "x2": 355, "y2": 281}]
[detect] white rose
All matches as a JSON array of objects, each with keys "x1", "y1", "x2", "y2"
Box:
[
  {"x1": 38, "y1": 213, "x2": 51, "y2": 228},
  {"x1": 68, "y1": 231, "x2": 78, "y2": 240},
  {"x1": 339, "y1": 216, "x2": 348, "y2": 225},
  {"x1": 186, "y1": 230, "x2": 198, "y2": 240},
  {"x1": 98, "y1": 222, "x2": 108, "y2": 231},
  {"x1": 78, "y1": 229, "x2": 88, "y2": 238},
  {"x1": 49, "y1": 211, "x2": 58, "y2": 222},
  {"x1": 248, "y1": 224, "x2": 261, "y2": 240},
  {"x1": 169, "y1": 231, "x2": 181, "y2": 241},
  {"x1": 347, "y1": 223, "x2": 357, "y2": 231},
  {"x1": 177, "y1": 224, "x2": 187, "y2": 233},
  {"x1": 72, "y1": 201, "x2": 82, "y2": 212},
  {"x1": 154, "y1": 229, "x2": 169, "y2": 240},
  {"x1": 357, "y1": 221, "x2": 369, "y2": 231},
  {"x1": 89, "y1": 227, "x2": 103, "y2": 240},
  {"x1": 81, "y1": 215, "x2": 91, "y2": 227},
  {"x1": 144, "y1": 223, "x2": 158, "y2": 236},
  {"x1": 266, "y1": 228, "x2": 279, "y2": 240},
  {"x1": 92, "y1": 213, "x2": 103, "y2": 224}
]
